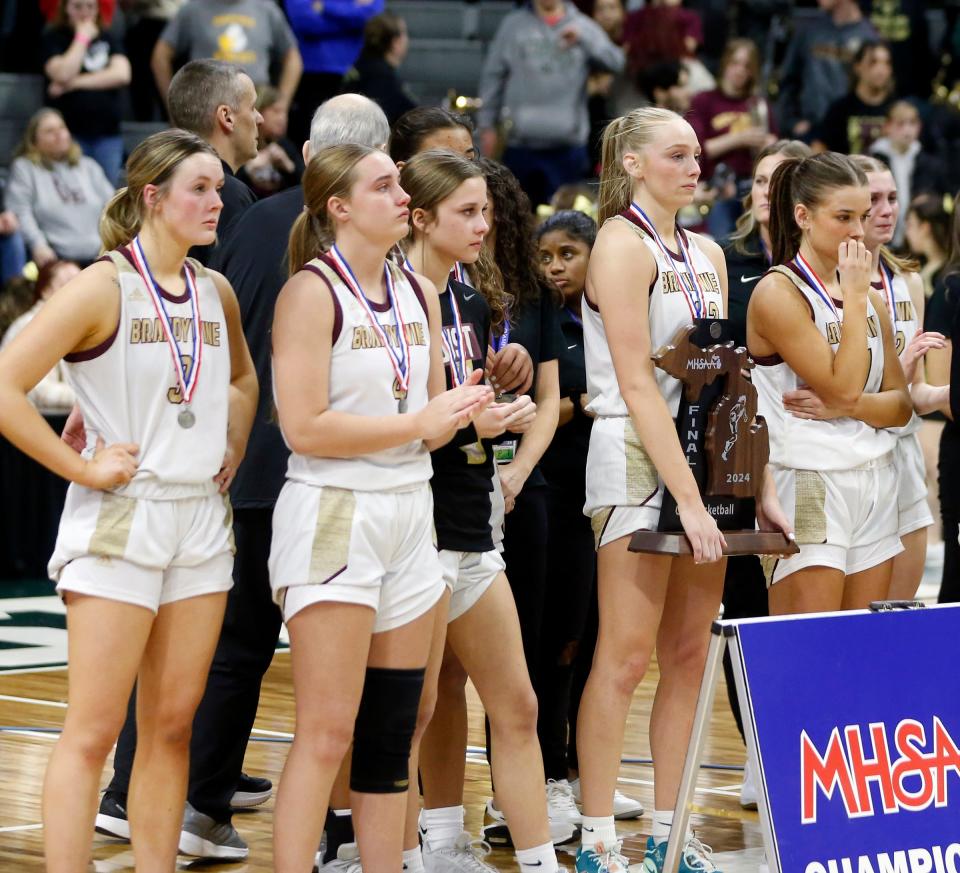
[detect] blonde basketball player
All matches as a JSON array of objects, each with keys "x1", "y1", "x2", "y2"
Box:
[
  {"x1": 269, "y1": 144, "x2": 492, "y2": 873},
  {"x1": 747, "y1": 153, "x2": 912, "y2": 617},
  {"x1": 574, "y1": 107, "x2": 790, "y2": 873},
  {"x1": 0, "y1": 129, "x2": 258, "y2": 873},
  {"x1": 782, "y1": 154, "x2": 949, "y2": 599}
]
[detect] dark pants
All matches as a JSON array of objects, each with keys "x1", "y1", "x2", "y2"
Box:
[
  {"x1": 107, "y1": 507, "x2": 282, "y2": 822},
  {"x1": 939, "y1": 424, "x2": 960, "y2": 603},
  {"x1": 125, "y1": 16, "x2": 167, "y2": 122},
  {"x1": 720, "y1": 554, "x2": 768, "y2": 741},
  {"x1": 502, "y1": 145, "x2": 589, "y2": 212},
  {"x1": 289, "y1": 72, "x2": 345, "y2": 147},
  {"x1": 486, "y1": 483, "x2": 549, "y2": 778},
  {"x1": 537, "y1": 483, "x2": 595, "y2": 780}
]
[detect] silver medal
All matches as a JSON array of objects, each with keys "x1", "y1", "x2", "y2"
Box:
[{"x1": 178, "y1": 408, "x2": 196, "y2": 429}]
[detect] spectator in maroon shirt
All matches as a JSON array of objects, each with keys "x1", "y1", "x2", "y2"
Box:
[
  {"x1": 622, "y1": 0, "x2": 702, "y2": 78},
  {"x1": 688, "y1": 38, "x2": 777, "y2": 183}
]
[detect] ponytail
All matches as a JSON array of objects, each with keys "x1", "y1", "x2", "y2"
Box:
[
  {"x1": 768, "y1": 158, "x2": 803, "y2": 266},
  {"x1": 287, "y1": 209, "x2": 331, "y2": 276},
  {"x1": 99, "y1": 186, "x2": 144, "y2": 253},
  {"x1": 768, "y1": 153, "x2": 867, "y2": 266},
  {"x1": 597, "y1": 116, "x2": 630, "y2": 225}
]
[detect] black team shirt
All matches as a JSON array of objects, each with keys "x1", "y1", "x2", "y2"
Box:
[{"x1": 430, "y1": 279, "x2": 495, "y2": 552}]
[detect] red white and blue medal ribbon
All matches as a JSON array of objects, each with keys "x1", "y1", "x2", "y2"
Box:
[
  {"x1": 792, "y1": 253, "x2": 841, "y2": 322},
  {"x1": 441, "y1": 280, "x2": 467, "y2": 386},
  {"x1": 330, "y1": 245, "x2": 411, "y2": 396},
  {"x1": 879, "y1": 260, "x2": 897, "y2": 327},
  {"x1": 628, "y1": 201, "x2": 705, "y2": 319},
  {"x1": 565, "y1": 306, "x2": 583, "y2": 328},
  {"x1": 403, "y1": 255, "x2": 465, "y2": 287},
  {"x1": 130, "y1": 235, "x2": 203, "y2": 407},
  {"x1": 491, "y1": 312, "x2": 511, "y2": 352}
]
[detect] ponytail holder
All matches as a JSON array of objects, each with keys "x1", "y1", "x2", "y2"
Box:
[
  {"x1": 945, "y1": 193, "x2": 954, "y2": 216},
  {"x1": 22, "y1": 261, "x2": 39, "y2": 282}
]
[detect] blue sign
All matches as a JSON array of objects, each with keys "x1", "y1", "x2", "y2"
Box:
[{"x1": 730, "y1": 605, "x2": 960, "y2": 873}]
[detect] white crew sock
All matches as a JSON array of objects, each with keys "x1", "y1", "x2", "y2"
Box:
[
  {"x1": 581, "y1": 815, "x2": 617, "y2": 852},
  {"x1": 651, "y1": 808, "x2": 693, "y2": 843},
  {"x1": 403, "y1": 846, "x2": 425, "y2": 872},
  {"x1": 419, "y1": 805, "x2": 464, "y2": 852},
  {"x1": 516, "y1": 841, "x2": 559, "y2": 873}
]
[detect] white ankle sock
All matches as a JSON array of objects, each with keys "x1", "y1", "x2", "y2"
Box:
[
  {"x1": 581, "y1": 815, "x2": 617, "y2": 852},
  {"x1": 419, "y1": 805, "x2": 464, "y2": 852},
  {"x1": 516, "y1": 841, "x2": 559, "y2": 873},
  {"x1": 403, "y1": 846, "x2": 425, "y2": 872},
  {"x1": 651, "y1": 809, "x2": 692, "y2": 843}
]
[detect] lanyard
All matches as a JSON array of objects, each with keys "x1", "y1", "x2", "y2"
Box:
[
  {"x1": 628, "y1": 202, "x2": 706, "y2": 319},
  {"x1": 878, "y1": 260, "x2": 897, "y2": 327},
  {"x1": 441, "y1": 280, "x2": 467, "y2": 386},
  {"x1": 130, "y1": 236, "x2": 202, "y2": 405},
  {"x1": 759, "y1": 236, "x2": 771, "y2": 266},
  {"x1": 330, "y1": 245, "x2": 410, "y2": 394},
  {"x1": 492, "y1": 311, "x2": 511, "y2": 352},
  {"x1": 792, "y1": 253, "x2": 841, "y2": 322},
  {"x1": 564, "y1": 305, "x2": 583, "y2": 328},
  {"x1": 402, "y1": 255, "x2": 464, "y2": 286}
]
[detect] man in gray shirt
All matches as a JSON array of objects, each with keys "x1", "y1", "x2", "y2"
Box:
[
  {"x1": 152, "y1": 0, "x2": 302, "y2": 112},
  {"x1": 478, "y1": 0, "x2": 624, "y2": 208}
]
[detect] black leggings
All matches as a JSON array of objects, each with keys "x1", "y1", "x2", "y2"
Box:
[{"x1": 938, "y1": 423, "x2": 960, "y2": 603}]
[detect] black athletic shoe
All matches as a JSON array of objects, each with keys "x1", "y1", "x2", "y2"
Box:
[
  {"x1": 230, "y1": 772, "x2": 273, "y2": 809},
  {"x1": 94, "y1": 792, "x2": 130, "y2": 841}
]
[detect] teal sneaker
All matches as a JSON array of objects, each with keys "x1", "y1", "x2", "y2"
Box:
[
  {"x1": 575, "y1": 842, "x2": 630, "y2": 873},
  {"x1": 642, "y1": 836, "x2": 721, "y2": 873}
]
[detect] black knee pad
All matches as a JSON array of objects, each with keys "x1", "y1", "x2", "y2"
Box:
[{"x1": 350, "y1": 666, "x2": 425, "y2": 794}]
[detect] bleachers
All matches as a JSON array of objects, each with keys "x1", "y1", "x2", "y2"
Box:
[
  {"x1": 400, "y1": 38, "x2": 486, "y2": 107},
  {"x1": 0, "y1": 74, "x2": 44, "y2": 166}
]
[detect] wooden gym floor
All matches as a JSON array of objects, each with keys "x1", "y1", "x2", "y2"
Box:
[{"x1": 0, "y1": 639, "x2": 765, "y2": 871}]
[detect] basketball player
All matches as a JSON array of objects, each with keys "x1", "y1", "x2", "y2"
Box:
[
  {"x1": 573, "y1": 107, "x2": 790, "y2": 873},
  {"x1": 268, "y1": 143, "x2": 492, "y2": 873},
  {"x1": 747, "y1": 153, "x2": 912, "y2": 619},
  {"x1": 0, "y1": 129, "x2": 258, "y2": 872},
  {"x1": 783, "y1": 154, "x2": 949, "y2": 600},
  {"x1": 398, "y1": 149, "x2": 560, "y2": 873}
]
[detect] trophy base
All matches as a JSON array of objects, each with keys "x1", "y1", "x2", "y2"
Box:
[{"x1": 628, "y1": 530, "x2": 800, "y2": 557}]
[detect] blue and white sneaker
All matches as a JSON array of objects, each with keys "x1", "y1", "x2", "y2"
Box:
[
  {"x1": 642, "y1": 836, "x2": 721, "y2": 872},
  {"x1": 575, "y1": 841, "x2": 630, "y2": 873}
]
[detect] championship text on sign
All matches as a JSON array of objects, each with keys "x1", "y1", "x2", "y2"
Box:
[{"x1": 729, "y1": 606, "x2": 960, "y2": 873}]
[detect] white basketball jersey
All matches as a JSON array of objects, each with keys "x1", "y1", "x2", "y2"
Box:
[
  {"x1": 752, "y1": 264, "x2": 895, "y2": 470},
  {"x1": 583, "y1": 214, "x2": 724, "y2": 419},
  {"x1": 878, "y1": 265, "x2": 922, "y2": 438},
  {"x1": 583, "y1": 214, "x2": 724, "y2": 512},
  {"x1": 282, "y1": 255, "x2": 433, "y2": 491},
  {"x1": 63, "y1": 249, "x2": 230, "y2": 498}
]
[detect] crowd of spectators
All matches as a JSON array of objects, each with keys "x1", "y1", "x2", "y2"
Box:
[{"x1": 3, "y1": 0, "x2": 960, "y2": 346}]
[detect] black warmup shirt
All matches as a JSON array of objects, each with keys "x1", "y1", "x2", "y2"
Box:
[
  {"x1": 431, "y1": 279, "x2": 495, "y2": 552},
  {"x1": 720, "y1": 232, "x2": 769, "y2": 350},
  {"x1": 218, "y1": 184, "x2": 303, "y2": 508},
  {"x1": 540, "y1": 305, "x2": 590, "y2": 499},
  {"x1": 495, "y1": 290, "x2": 562, "y2": 489},
  {"x1": 41, "y1": 26, "x2": 123, "y2": 138},
  {"x1": 190, "y1": 161, "x2": 256, "y2": 269}
]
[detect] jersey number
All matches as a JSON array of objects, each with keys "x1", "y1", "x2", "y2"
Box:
[{"x1": 167, "y1": 355, "x2": 193, "y2": 405}]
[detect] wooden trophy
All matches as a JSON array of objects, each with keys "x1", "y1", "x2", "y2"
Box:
[{"x1": 629, "y1": 319, "x2": 799, "y2": 557}]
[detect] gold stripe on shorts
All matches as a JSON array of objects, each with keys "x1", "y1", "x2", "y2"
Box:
[
  {"x1": 794, "y1": 470, "x2": 827, "y2": 544},
  {"x1": 624, "y1": 420, "x2": 658, "y2": 501},
  {"x1": 591, "y1": 507, "x2": 614, "y2": 550},
  {"x1": 759, "y1": 554, "x2": 779, "y2": 587},
  {"x1": 309, "y1": 487, "x2": 356, "y2": 584},
  {"x1": 87, "y1": 493, "x2": 137, "y2": 558}
]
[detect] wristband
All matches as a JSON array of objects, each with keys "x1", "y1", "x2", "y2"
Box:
[{"x1": 74, "y1": 32, "x2": 91, "y2": 47}]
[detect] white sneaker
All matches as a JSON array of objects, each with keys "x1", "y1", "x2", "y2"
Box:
[
  {"x1": 423, "y1": 832, "x2": 497, "y2": 873},
  {"x1": 482, "y1": 798, "x2": 578, "y2": 847},
  {"x1": 569, "y1": 778, "x2": 644, "y2": 821},
  {"x1": 546, "y1": 779, "x2": 582, "y2": 825},
  {"x1": 320, "y1": 842, "x2": 363, "y2": 873},
  {"x1": 682, "y1": 837, "x2": 720, "y2": 872},
  {"x1": 739, "y1": 753, "x2": 758, "y2": 810}
]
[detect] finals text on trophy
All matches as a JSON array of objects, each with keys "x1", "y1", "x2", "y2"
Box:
[{"x1": 629, "y1": 319, "x2": 799, "y2": 557}]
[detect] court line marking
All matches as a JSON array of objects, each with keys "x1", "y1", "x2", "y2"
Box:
[
  {"x1": 0, "y1": 823, "x2": 43, "y2": 833},
  {"x1": 0, "y1": 693, "x2": 67, "y2": 708}
]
